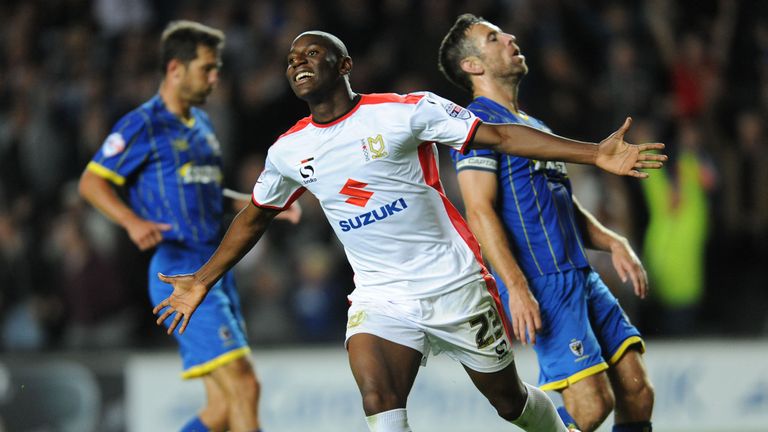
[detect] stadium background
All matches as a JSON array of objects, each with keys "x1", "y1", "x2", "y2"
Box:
[{"x1": 0, "y1": 0, "x2": 766, "y2": 430}]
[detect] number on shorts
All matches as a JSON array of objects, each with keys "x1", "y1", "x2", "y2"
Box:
[{"x1": 469, "y1": 309, "x2": 504, "y2": 349}]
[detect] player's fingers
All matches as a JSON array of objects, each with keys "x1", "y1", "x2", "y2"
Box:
[
  {"x1": 167, "y1": 312, "x2": 183, "y2": 335},
  {"x1": 638, "y1": 142, "x2": 666, "y2": 153},
  {"x1": 637, "y1": 152, "x2": 667, "y2": 162},
  {"x1": 636, "y1": 267, "x2": 648, "y2": 298},
  {"x1": 627, "y1": 170, "x2": 649, "y2": 179},
  {"x1": 628, "y1": 267, "x2": 642, "y2": 295},
  {"x1": 152, "y1": 299, "x2": 167, "y2": 315},
  {"x1": 616, "y1": 263, "x2": 628, "y2": 283},
  {"x1": 512, "y1": 319, "x2": 523, "y2": 342},
  {"x1": 634, "y1": 161, "x2": 664, "y2": 169},
  {"x1": 178, "y1": 315, "x2": 190, "y2": 335},
  {"x1": 616, "y1": 117, "x2": 632, "y2": 137},
  {"x1": 156, "y1": 307, "x2": 174, "y2": 325},
  {"x1": 157, "y1": 223, "x2": 173, "y2": 231},
  {"x1": 526, "y1": 318, "x2": 537, "y2": 345}
]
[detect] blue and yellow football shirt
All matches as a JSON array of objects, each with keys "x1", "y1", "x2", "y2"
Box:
[
  {"x1": 87, "y1": 95, "x2": 225, "y2": 246},
  {"x1": 451, "y1": 96, "x2": 589, "y2": 277}
]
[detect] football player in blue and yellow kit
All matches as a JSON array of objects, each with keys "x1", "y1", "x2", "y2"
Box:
[
  {"x1": 439, "y1": 14, "x2": 655, "y2": 432},
  {"x1": 79, "y1": 21, "x2": 273, "y2": 432}
]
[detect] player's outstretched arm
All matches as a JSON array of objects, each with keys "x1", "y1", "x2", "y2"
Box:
[
  {"x1": 470, "y1": 117, "x2": 667, "y2": 178},
  {"x1": 153, "y1": 203, "x2": 279, "y2": 335}
]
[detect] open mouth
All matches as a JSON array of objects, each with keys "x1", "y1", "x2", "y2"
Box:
[{"x1": 295, "y1": 71, "x2": 315, "y2": 83}]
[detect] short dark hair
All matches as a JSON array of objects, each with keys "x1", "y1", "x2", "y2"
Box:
[
  {"x1": 438, "y1": 13, "x2": 487, "y2": 93},
  {"x1": 160, "y1": 20, "x2": 225, "y2": 74}
]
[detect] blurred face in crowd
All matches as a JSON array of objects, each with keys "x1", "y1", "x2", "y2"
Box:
[
  {"x1": 466, "y1": 22, "x2": 528, "y2": 82},
  {"x1": 175, "y1": 44, "x2": 221, "y2": 106},
  {"x1": 286, "y1": 33, "x2": 347, "y2": 102}
]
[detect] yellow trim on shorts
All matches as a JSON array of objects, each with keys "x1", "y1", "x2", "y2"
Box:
[
  {"x1": 181, "y1": 347, "x2": 252, "y2": 380},
  {"x1": 86, "y1": 161, "x2": 126, "y2": 186},
  {"x1": 608, "y1": 336, "x2": 645, "y2": 365},
  {"x1": 539, "y1": 362, "x2": 609, "y2": 391}
]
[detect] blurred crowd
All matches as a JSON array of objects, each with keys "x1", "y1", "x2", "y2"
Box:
[{"x1": 0, "y1": 0, "x2": 766, "y2": 353}]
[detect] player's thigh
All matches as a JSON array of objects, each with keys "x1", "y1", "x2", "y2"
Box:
[
  {"x1": 208, "y1": 355, "x2": 258, "y2": 397},
  {"x1": 528, "y1": 270, "x2": 607, "y2": 389},
  {"x1": 560, "y1": 371, "x2": 614, "y2": 412},
  {"x1": 347, "y1": 332, "x2": 422, "y2": 401},
  {"x1": 607, "y1": 348, "x2": 652, "y2": 396},
  {"x1": 584, "y1": 270, "x2": 645, "y2": 364},
  {"x1": 424, "y1": 278, "x2": 514, "y2": 373}
]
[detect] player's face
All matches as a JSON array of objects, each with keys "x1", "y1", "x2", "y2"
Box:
[
  {"x1": 468, "y1": 22, "x2": 528, "y2": 79},
  {"x1": 286, "y1": 34, "x2": 342, "y2": 101},
  {"x1": 179, "y1": 45, "x2": 221, "y2": 106}
]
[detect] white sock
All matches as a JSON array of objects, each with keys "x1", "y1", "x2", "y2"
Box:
[
  {"x1": 510, "y1": 383, "x2": 569, "y2": 432},
  {"x1": 365, "y1": 408, "x2": 412, "y2": 432}
]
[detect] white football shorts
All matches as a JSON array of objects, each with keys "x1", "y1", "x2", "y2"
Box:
[{"x1": 345, "y1": 278, "x2": 514, "y2": 373}]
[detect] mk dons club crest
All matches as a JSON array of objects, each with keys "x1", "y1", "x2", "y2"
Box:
[{"x1": 361, "y1": 134, "x2": 388, "y2": 162}]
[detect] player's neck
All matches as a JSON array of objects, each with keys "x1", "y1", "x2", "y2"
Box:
[
  {"x1": 159, "y1": 82, "x2": 193, "y2": 122},
  {"x1": 308, "y1": 85, "x2": 358, "y2": 124},
  {"x1": 473, "y1": 79, "x2": 521, "y2": 114}
]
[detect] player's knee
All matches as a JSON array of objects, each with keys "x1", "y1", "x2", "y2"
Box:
[
  {"x1": 360, "y1": 389, "x2": 406, "y2": 416},
  {"x1": 488, "y1": 387, "x2": 528, "y2": 421},
  {"x1": 235, "y1": 370, "x2": 261, "y2": 405},
  {"x1": 627, "y1": 377, "x2": 654, "y2": 415}
]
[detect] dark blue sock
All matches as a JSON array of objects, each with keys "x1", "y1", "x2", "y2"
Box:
[
  {"x1": 180, "y1": 416, "x2": 209, "y2": 432},
  {"x1": 613, "y1": 421, "x2": 652, "y2": 432},
  {"x1": 557, "y1": 406, "x2": 578, "y2": 429}
]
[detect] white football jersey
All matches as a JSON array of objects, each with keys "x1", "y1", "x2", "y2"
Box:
[{"x1": 253, "y1": 92, "x2": 488, "y2": 300}]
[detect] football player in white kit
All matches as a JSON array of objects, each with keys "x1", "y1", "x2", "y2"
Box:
[{"x1": 153, "y1": 31, "x2": 666, "y2": 432}]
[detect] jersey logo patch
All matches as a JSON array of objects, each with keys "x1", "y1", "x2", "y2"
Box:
[
  {"x1": 172, "y1": 139, "x2": 189, "y2": 151},
  {"x1": 101, "y1": 133, "x2": 126, "y2": 157},
  {"x1": 444, "y1": 102, "x2": 471, "y2": 120},
  {"x1": 299, "y1": 157, "x2": 317, "y2": 184},
  {"x1": 340, "y1": 179, "x2": 373, "y2": 207},
  {"x1": 206, "y1": 133, "x2": 222, "y2": 155},
  {"x1": 361, "y1": 134, "x2": 388, "y2": 162},
  {"x1": 569, "y1": 339, "x2": 584, "y2": 357}
]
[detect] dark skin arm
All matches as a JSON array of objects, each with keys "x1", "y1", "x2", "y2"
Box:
[
  {"x1": 153, "y1": 202, "x2": 280, "y2": 334},
  {"x1": 471, "y1": 117, "x2": 666, "y2": 178},
  {"x1": 456, "y1": 168, "x2": 541, "y2": 345},
  {"x1": 571, "y1": 196, "x2": 648, "y2": 298}
]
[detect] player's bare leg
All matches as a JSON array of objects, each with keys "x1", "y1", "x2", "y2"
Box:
[
  {"x1": 347, "y1": 333, "x2": 422, "y2": 431},
  {"x1": 560, "y1": 372, "x2": 615, "y2": 432},
  {"x1": 196, "y1": 376, "x2": 230, "y2": 431},
  {"x1": 608, "y1": 349, "x2": 654, "y2": 428},
  {"x1": 464, "y1": 361, "x2": 571, "y2": 431},
  {"x1": 208, "y1": 356, "x2": 262, "y2": 432}
]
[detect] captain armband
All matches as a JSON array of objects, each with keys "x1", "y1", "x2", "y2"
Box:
[{"x1": 456, "y1": 156, "x2": 498, "y2": 172}]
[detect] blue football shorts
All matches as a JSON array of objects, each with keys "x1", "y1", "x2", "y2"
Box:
[
  {"x1": 498, "y1": 267, "x2": 644, "y2": 391},
  {"x1": 149, "y1": 242, "x2": 250, "y2": 379}
]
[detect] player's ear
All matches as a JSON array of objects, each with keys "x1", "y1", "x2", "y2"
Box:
[
  {"x1": 339, "y1": 55, "x2": 353, "y2": 76},
  {"x1": 460, "y1": 56, "x2": 483, "y2": 75},
  {"x1": 166, "y1": 58, "x2": 184, "y2": 79}
]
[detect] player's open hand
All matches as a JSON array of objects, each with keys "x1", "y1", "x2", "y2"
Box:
[
  {"x1": 609, "y1": 238, "x2": 648, "y2": 299},
  {"x1": 153, "y1": 273, "x2": 208, "y2": 335},
  {"x1": 596, "y1": 117, "x2": 667, "y2": 178}
]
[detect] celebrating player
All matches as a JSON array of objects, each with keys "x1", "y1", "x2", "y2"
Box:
[{"x1": 153, "y1": 30, "x2": 665, "y2": 432}]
